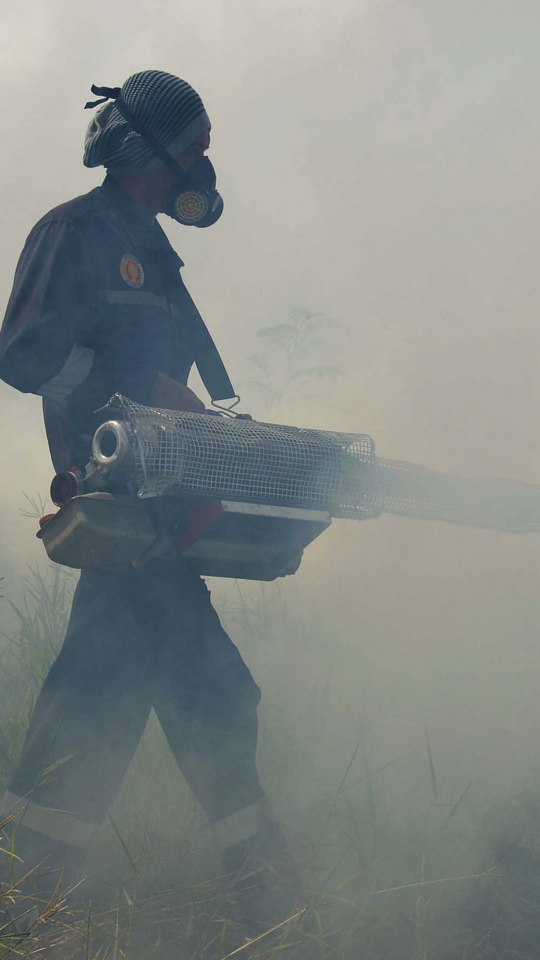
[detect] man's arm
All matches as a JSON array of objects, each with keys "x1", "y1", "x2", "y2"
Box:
[
  {"x1": 0, "y1": 220, "x2": 204, "y2": 420},
  {"x1": 0, "y1": 220, "x2": 93, "y2": 397},
  {"x1": 151, "y1": 371, "x2": 205, "y2": 412}
]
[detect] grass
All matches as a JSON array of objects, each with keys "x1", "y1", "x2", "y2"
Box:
[{"x1": 1, "y1": 568, "x2": 540, "y2": 958}]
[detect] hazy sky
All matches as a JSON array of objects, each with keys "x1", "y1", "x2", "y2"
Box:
[{"x1": 0, "y1": 0, "x2": 539, "y2": 795}]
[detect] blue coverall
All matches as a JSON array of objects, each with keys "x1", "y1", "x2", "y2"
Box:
[{"x1": 0, "y1": 178, "x2": 266, "y2": 888}]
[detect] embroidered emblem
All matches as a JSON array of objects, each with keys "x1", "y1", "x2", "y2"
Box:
[{"x1": 119, "y1": 255, "x2": 144, "y2": 288}]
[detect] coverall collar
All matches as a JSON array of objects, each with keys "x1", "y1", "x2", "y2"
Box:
[{"x1": 100, "y1": 174, "x2": 171, "y2": 248}]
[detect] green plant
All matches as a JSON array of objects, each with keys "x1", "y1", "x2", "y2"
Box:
[
  {"x1": 0, "y1": 566, "x2": 74, "y2": 787},
  {"x1": 242, "y1": 308, "x2": 348, "y2": 413}
]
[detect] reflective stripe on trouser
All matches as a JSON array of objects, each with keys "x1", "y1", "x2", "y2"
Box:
[
  {"x1": 212, "y1": 800, "x2": 268, "y2": 852},
  {"x1": 0, "y1": 791, "x2": 97, "y2": 848},
  {"x1": 7, "y1": 558, "x2": 263, "y2": 860}
]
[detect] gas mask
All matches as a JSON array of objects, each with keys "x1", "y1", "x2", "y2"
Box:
[
  {"x1": 85, "y1": 85, "x2": 224, "y2": 228},
  {"x1": 167, "y1": 155, "x2": 224, "y2": 228}
]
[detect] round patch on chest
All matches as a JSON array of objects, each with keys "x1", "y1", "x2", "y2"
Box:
[{"x1": 120, "y1": 254, "x2": 145, "y2": 288}]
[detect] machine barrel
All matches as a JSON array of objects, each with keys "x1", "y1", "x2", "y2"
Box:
[{"x1": 91, "y1": 395, "x2": 540, "y2": 534}]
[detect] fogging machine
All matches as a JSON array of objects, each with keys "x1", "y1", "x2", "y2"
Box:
[{"x1": 38, "y1": 395, "x2": 540, "y2": 579}]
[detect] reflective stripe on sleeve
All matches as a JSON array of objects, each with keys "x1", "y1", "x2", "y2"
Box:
[
  {"x1": 0, "y1": 791, "x2": 98, "y2": 848},
  {"x1": 102, "y1": 290, "x2": 170, "y2": 310},
  {"x1": 36, "y1": 343, "x2": 95, "y2": 402},
  {"x1": 102, "y1": 290, "x2": 184, "y2": 323},
  {"x1": 211, "y1": 801, "x2": 266, "y2": 851}
]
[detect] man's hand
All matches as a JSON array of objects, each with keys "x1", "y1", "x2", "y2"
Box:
[{"x1": 151, "y1": 371, "x2": 205, "y2": 413}]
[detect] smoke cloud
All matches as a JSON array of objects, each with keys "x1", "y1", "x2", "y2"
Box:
[{"x1": 0, "y1": 0, "x2": 539, "y2": 825}]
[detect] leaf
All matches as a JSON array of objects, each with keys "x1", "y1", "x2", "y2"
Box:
[
  {"x1": 42, "y1": 747, "x2": 86, "y2": 777},
  {"x1": 256, "y1": 324, "x2": 296, "y2": 343},
  {"x1": 291, "y1": 365, "x2": 342, "y2": 382},
  {"x1": 443, "y1": 782, "x2": 472, "y2": 828},
  {"x1": 247, "y1": 353, "x2": 270, "y2": 374},
  {"x1": 108, "y1": 815, "x2": 139, "y2": 877}
]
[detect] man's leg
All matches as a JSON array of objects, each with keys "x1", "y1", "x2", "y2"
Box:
[
  {"x1": 132, "y1": 559, "x2": 302, "y2": 932},
  {"x1": 0, "y1": 567, "x2": 154, "y2": 902}
]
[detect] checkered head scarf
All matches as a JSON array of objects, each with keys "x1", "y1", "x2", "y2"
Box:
[{"x1": 83, "y1": 70, "x2": 210, "y2": 175}]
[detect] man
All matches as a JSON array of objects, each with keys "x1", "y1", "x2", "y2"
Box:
[{"x1": 0, "y1": 70, "x2": 298, "y2": 929}]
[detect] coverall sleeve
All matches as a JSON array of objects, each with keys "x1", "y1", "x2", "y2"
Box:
[
  {"x1": 0, "y1": 219, "x2": 157, "y2": 422},
  {"x1": 0, "y1": 220, "x2": 96, "y2": 397}
]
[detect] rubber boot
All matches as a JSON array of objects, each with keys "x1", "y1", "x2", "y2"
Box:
[{"x1": 220, "y1": 811, "x2": 306, "y2": 943}]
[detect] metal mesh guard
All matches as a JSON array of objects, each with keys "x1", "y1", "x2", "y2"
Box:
[
  {"x1": 103, "y1": 396, "x2": 540, "y2": 533},
  {"x1": 111, "y1": 395, "x2": 378, "y2": 519}
]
